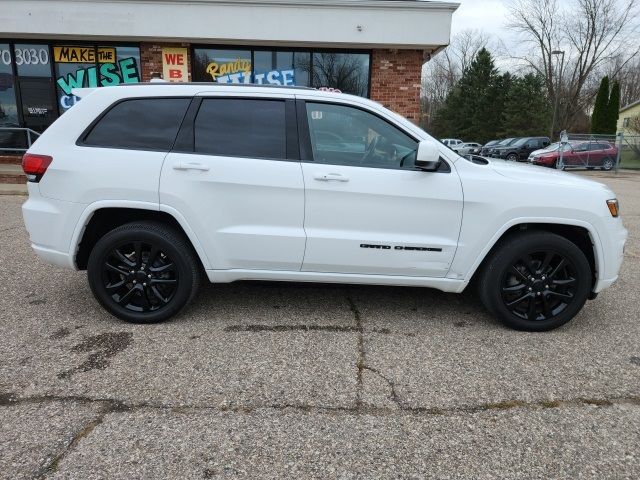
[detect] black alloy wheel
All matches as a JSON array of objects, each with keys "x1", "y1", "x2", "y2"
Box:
[
  {"x1": 478, "y1": 231, "x2": 591, "y2": 331},
  {"x1": 88, "y1": 222, "x2": 201, "y2": 323},
  {"x1": 501, "y1": 251, "x2": 577, "y2": 322},
  {"x1": 102, "y1": 241, "x2": 178, "y2": 313}
]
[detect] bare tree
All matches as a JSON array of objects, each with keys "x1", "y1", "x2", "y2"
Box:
[
  {"x1": 602, "y1": 55, "x2": 640, "y2": 107},
  {"x1": 422, "y1": 29, "x2": 493, "y2": 128},
  {"x1": 508, "y1": 0, "x2": 639, "y2": 135}
]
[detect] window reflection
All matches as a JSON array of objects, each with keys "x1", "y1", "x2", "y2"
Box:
[
  {"x1": 311, "y1": 52, "x2": 369, "y2": 96},
  {"x1": 253, "y1": 51, "x2": 310, "y2": 86},
  {"x1": 0, "y1": 44, "x2": 21, "y2": 149}
]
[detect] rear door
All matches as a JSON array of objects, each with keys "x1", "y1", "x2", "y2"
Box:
[
  {"x1": 42, "y1": 96, "x2": 191, "y2": 204},
  {"x1": 160, "y1": 94, "x2": 306, "y2": 271},
  {"x1": 297, "y1": 98, "x2": 463, "y2": 278}
]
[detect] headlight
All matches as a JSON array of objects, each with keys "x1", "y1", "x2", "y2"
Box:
[{"x1": 607, "y1": 199, "x2": 619, "y2": 217}]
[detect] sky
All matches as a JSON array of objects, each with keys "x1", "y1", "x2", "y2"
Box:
[
  {"x1": 447, "y1": 0, "x2": 525, "y2": 70},
  {"x1": 449, "y1": 0, "x2": 511, "y2": 38}
]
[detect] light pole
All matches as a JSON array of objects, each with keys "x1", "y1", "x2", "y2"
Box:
[{"x1": 550, "y1": 50, "x2": 565, "y2": 140}]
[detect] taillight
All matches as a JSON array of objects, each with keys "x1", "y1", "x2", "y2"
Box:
[{"x1": 22, "y1": 154, "x2": 53, "y2": 182}]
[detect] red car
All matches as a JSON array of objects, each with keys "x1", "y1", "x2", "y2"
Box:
[{"x1": 529, "y1": 141, "x2": 618, "y2": 170}]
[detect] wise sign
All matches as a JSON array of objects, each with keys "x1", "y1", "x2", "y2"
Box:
[{"x1": 162, "y1": 48, "x2": 188, "y2": 82}]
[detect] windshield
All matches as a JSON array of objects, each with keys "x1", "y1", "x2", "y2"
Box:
[
  {"x1": 512, "y1": 138, "x2": 528, "y2": 147},
  {"x1": 497, "y1": 138, "x2": 515, "y2": 146}
]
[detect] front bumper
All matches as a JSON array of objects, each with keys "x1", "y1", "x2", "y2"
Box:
[{"x1": 593, "y1": 218, "x2": 627, "y2": 293}]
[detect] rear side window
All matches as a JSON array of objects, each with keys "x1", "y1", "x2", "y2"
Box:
[
  {"x1": 194, "y1": 98, "x2": 286, "y2": 159},
  {"x1": 82, "y1": 98, "x2": 190, "y2": 151}
]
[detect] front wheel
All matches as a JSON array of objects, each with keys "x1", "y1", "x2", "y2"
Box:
[
  {"x1": 478, "y1": 231, "x2": 591, "y2": 331},
  {"x1": 554, "y1": 160, "x2": 565, "y2": 170},
  {"x1": 601, "y1": 157, "x2": 614, "y2": 171},
  {"x1": 87, "y1": 222, "x2": 201, "y2": 323},
  {"x1": 506, "y1": 153, "x2": 518, "y2": 161}
]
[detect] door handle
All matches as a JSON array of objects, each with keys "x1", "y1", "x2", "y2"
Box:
[
  {"x1": 173, "y1": 161, "x2": 210, "y2": 172},
  {"x1": 313, "y1": 173, "x2": 349, "y2": 182}
]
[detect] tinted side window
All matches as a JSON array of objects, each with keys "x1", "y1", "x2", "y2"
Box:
[
  {"x1": 194, "y1": 99, "x2": 286, "y2": 159},
  {"x1": 305, "y1": 102, "x2": 418, "y2": 169},
  {"x1": 83, "y1": 98, "x2": 190, "y2": 151}
]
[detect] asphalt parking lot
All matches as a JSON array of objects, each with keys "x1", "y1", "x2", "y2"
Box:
[{"x1": 1, "y1": 170, "x2": 639, "y2": 479}]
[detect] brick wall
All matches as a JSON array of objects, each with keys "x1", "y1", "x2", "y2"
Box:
[
  {"x1": 139, "y1": 42, "x2": 192, "y2": 82},
  {"x1": 369, "y1": 49, "x2": 424, "y2": 124}
]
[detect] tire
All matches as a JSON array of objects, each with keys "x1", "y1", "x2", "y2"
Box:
[
  {"x1": 477, "y1": 231, "x2": 591, "y2": 331},
  {"x1": 87, "y1": 221, "x2": 201, "y2": 323},
  {"x1": 601, "y1": 157, "x2": 614, "y2": 171},
  {"x1": 554, "y1": 160, "x2": 565, "y2": 170},
  {"x1": 506, "y1": 153, "x2": 518, "y2": 161}
]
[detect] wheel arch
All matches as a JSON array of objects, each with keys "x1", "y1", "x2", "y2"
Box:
[
  {"x1": 72, "y1": 202, "x2": 211, "y2": 271},
  {"x1": 464, "y1": 221, "x2": 602, "y2": 292}
]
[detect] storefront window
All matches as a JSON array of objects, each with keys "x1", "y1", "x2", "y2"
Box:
[
  {"x1": 0, "y1": 44, "x2": 21, "y2": 148},
  {"x1": 193, "y1": 47, "x2": 370, "y2": 96},
  {"x1": 311, "y1": 52, "x2": 370, "y2": 97},
  {"x1": 54, "y1": 45, "x2": 141, "y2": 113},
  {"x1": 14, "y1": 44, "x2": 51, "y2": 77},
  {"x1": 253, "y1": 50, "x2": 311, "y2": 87},
  {"x1": 192, "y1": 49, "x2": 252, "y2": 83}
]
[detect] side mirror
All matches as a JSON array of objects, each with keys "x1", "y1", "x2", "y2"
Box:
[{"x1": 415, "y1": 140, "x2": 441, "y2": 171}]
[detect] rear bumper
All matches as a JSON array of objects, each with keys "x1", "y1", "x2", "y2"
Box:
[
  {"x1": 30, "y1": 244, "x2": 75, "y2": 269},
  {"x1": 22, "y1": 186, "x2": 85, "y2": 270}
]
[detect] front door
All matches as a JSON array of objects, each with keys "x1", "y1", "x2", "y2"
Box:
[
  {"x1": 18, "y1": 77, "x2": 57, "y2": 132},
  {"x1": 298, "y1": 100, "x2": 463, "y2": 278},
  {"x1": 160, "y1": 95, "x2": 306, "y2": 272}
]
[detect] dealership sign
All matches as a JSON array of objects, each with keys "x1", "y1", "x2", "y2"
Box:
[{"x1": 204, "y1": 58, "x2": 295, "y2": 85}]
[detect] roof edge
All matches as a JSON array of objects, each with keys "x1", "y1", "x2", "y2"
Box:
[
  {"x1": 69, "y1": 0, "x2": 461, "y2": 11},
  {"x1": 620, "y1": 99, "x2": 640, "y2": 113}
]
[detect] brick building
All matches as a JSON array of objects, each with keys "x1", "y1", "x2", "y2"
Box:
[{"x1": 1, "y1": 0, "x2": 457, "y2": 159}]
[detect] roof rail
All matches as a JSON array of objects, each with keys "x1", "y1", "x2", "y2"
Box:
[{"x1": 117, "y1": 82, "x2": 318, "y2": 91}]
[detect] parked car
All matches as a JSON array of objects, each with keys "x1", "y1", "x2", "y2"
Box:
[
  {"x1": 530, "y1": 141, "x2": 618, "y2": 170},
  {"x1": 441, "y1": 138, "x2": 464, "y2": 148},
  {"x1": 21, "y1": 84, "x2": 626, "y2": 331},
  {"x1": 480, "y1": 139, "x2": 500, "y2": 156},
  {"x1": 453, "y1": 142, "x2": 483, "y2": 155},
  {"x1": 492, "y1": 136, "x2": 551, "y2": 161},
  {"x1": 528, "y1": 142, "x2": 561, "y2": 159},
  {"x1": 485, "y1": 138, "x2": 518, "y2": 157}
]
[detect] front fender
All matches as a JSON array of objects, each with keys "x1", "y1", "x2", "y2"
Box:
[{"x1": 449, "y1": 217, "x2": 604, "y2": 291}]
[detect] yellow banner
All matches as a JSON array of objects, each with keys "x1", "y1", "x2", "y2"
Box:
[{"x1": 53, "y1": 46, "x2": 116, "y2": 63}]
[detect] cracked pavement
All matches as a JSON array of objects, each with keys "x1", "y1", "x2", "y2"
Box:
[{"x1": 1, "y1": 171, "x2": 639, "y2": 479}]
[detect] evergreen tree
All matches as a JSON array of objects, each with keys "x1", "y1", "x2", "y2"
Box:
[
  {"x1": 500, "y1": 74, "x2": 551, "y2": 137},
  {"x1": 591, "y1": 76, "x2": 609, "y2": 134},
  {"x1": 430, "y1": 48, "x2": 502, "y2": 143},
  {"x1": 606, "y1": 81, "x2": 620, "y2": 134}
]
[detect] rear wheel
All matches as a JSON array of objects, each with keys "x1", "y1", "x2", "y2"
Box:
[
  {"x1": 478, "y1": 231, "x2": 591, "y2": 331},
  {"x1": 87, "y1": 222, "x2": 201, "y2": 323}
]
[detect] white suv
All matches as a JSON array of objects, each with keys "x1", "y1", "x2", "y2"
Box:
[{"x1": 22, "y1": 84, "x2": 627, "y2": 331}]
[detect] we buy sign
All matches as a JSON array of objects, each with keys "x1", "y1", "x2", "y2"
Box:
[{"x1": 162, "y1": 48, "x2": 188, "y2": 82}]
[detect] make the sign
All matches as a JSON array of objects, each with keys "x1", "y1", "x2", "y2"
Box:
[{"x1": 162, "y1": 47, "x2": 188, "y2": 82}]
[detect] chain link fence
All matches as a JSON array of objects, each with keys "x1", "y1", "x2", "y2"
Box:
[
  {"x1": 556, "y1": 132, "x2": 640, "y2": 172},
  {"x1": 618, "y1": 133, "x2": 640, "y2": 170},
  {"x1": 557, "y1": 133, "x2": 619, "y2": 171}
]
